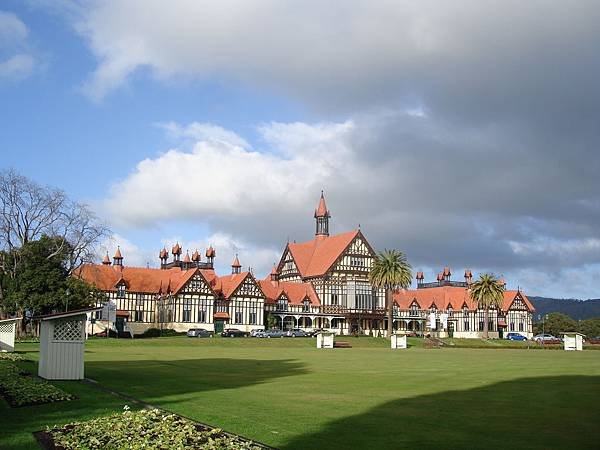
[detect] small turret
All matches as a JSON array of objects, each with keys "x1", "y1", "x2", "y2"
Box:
[
  {"x1": 231, "y1": 254, "x2": 241, "y2": 275},
  {"x1": 113, "y1": 247, "x2": 123, "y2": 266},
  {"x1": 314, "y1": 191, "x2": 330, "y2": 237},
  {"x1": 102, "y1": 252, "x2": 111, "y2": 266}
]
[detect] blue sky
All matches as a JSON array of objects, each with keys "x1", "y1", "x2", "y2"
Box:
[{"x1": 2, "y1": 1, "x2": 600, "y2": 299}]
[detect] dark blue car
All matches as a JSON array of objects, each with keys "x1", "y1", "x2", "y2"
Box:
[{"x1": 506, "y1": 332, "x2": 527, "y2": 341}]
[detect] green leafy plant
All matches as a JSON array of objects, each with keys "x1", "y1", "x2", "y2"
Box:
[
  {"x1": 0, "y1": 361, "x2": 75, "y2": 407},
  {"x1": 48, "y1": 408, "x2": 266, "y2": 449},
  {"x1": 0, "y1": 352, "x2": 25, "y2": 362}
]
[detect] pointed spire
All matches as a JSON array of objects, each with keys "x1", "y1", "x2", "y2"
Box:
[
  {"x1": 314, "y1": 190, "x2": 329, "y2": 218},
  {"x1": 159, "y1": 247, "x2": 168, "y2": 259},
  {"x1": 314, "y1": 191, "x2": 330, "y2": 236},
  {"x1": 192, "y1": 249, "x2": 200, "y2": 262},
  {"x1": 205, "y1": 246, "x2": 215, "y2": 258},
  {"x1": 114, "y1": 246, "x2": 122, "y2": 259},
  {"x1": 102, "y1": 252, "x2": 111, "y2": 265},
  {"x1": 172, "y1": 242, "x2": 182, "y2": 255},
  {"x1": 270, "y1": 263, "x2": 278, "y2": 281},
  {"x1": 183, "y1": 251, "x2": 191, "y2": 264}
]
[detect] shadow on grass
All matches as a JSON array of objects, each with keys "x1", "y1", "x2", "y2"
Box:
[
  {"x1": 283, "y1": 375, "x2": 600, "y2": 450},
  {"x1": 85, "y1": 358, "x2": 306, "y2": 400}
]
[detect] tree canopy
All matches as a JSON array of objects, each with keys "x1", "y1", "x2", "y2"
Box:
[
  {"x1": 369, "y1": 249, "x2": 412, "y2": 338},
  {"x1": 469, "y1": 273, "x2": 505, "y2": 339},
  {"x1": 0, "y1": 170, "x2": 109, "y2": 320}
]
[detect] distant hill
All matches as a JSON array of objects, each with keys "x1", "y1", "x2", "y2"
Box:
[{"x1": 529, "y1": 297, "x2": 600, "y2": 320}]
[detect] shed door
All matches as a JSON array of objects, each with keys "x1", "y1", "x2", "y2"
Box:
[{"x1": 215, "y1": 320, "x2": 224, "y2": 333}]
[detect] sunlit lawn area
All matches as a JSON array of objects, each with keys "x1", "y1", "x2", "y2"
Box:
[{"x1": 2, "y1": 336, "x2": 600, "y2": 449}]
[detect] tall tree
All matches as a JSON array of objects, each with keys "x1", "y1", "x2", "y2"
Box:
[
  {"x1": 369, "y1": 249, "x2": 412, "y2": 338},
  {"x1": 469, "y1": 274, "x2": 505, "y2": 339},
  {"x1": 1, "y1": 236, "x2": 102, "y2": 320},
  {"x1": 0, "y1": 169, "x2": 109, "y2": 309}
]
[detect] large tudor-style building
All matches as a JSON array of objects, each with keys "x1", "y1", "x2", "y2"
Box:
[{"x1": 76, "y1": 193, "x2": 534, "y2": 338}]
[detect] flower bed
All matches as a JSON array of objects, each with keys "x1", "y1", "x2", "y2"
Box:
[
  {"x1": 0, "y1": 352, "x2": 26, "y2": 362},
  {"x1": 0, "y1": 361, "x2": 75, "y2": 407},
  {"x1": 38, "y1": 408, "x2": 271, "y2": 449}
]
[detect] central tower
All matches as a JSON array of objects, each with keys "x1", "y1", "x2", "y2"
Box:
[{"x1": 314, "y1": 191, "x2": 330, "y2": 236}]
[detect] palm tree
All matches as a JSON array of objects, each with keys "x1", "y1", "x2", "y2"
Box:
[
  {"x1": 469, "y1": 273, "x2": 505, "y2": 339},
  {"x1": 369, "y1": 249, "x2": 412, "y2": 338}
]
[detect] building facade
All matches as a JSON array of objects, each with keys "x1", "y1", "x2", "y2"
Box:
[{"x1": 76, "y1": 193, "x2": 534, "y2": 338}]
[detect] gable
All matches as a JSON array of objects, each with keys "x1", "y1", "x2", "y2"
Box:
[
  {"x1": 330, "y1": 234, "x2": 376, "y2": 273},
  {"x1": 231, "y1": 275, "x2": 264, "y2": 298},
  {"x1": 179, "y1": 273, "x2": 213, "y2": 295},
  {"x1": 278, "y1": 247, "x2": 301, "y2": 277}
]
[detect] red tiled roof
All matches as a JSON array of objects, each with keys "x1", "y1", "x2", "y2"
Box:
[
  {"x1": 258, "y1": 278, "x2": 320, "y2": 306},
  {"x1": 75, "y1": 265, "x2": 209, "y2": 296},
  {"x1": 393, "y1": 287, "x2": 535, "y2": 312},
  {"x1": 216, "y1": 272, "x2": 251, "y2": 298},
  {"x1": 286, "y1": 229, "x2": 361, "y2": 278}
]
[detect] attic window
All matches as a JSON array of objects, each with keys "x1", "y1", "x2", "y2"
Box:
[
  {"x1": 117, "y1": 284, "x2": 126, "y2": 298},
  {"x1": 410, "y1": 303, "x2": 419, "y2": 316},
  {"x1": 277, "y1": 298, "x2": 288, "y2": 311},
  {"x1": 302, "y1": 299, "x2": 310, "y2": 312}
]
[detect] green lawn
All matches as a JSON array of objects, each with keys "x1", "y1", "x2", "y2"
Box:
[{"x1": 3, "y1": 337, "x2": 600, "y2": 449}]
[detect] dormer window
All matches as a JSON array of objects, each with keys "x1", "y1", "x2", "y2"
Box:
[
  {"x1": 117, "y1": 284, "x2": 126, "y2": 298},
  {"x1": 302, "y1": 299, "x2": 310, "y2": 312},
  {"x1": 447, "y1": 306, "x2": 453, "y2": 317},
  {"x1": 277, "y1": 298, "x2": 288, "y2": 311},
  {"x1": 410, "y1": 302, "x2": 419, "y2": 316}
]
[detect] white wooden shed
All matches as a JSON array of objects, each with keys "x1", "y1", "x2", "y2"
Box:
[
  {"x1": 563, "y1": 332, "x2": 585, "y2": 351},
  {"x1": 391, "y1": 334, "x2": 407, "y2": 349},
  {"x1": 316, "y1": 332, "x2": 334, "y2": 349},
  {"x1": 37, "y1": 308, "x2": 101, "y2": 380},
  {"x1": 0, "y1": 317, "x2": 20, "y2": 352}
]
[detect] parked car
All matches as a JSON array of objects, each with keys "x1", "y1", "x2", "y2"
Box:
[
  {"x1": 533, "y1": 333, "x2": 561, "y2": 344},
  {"x1": 187, "y1": 328, "x2": 213, "y2": 338},
  {"x1": 253, "y1": 330, "x2": 269, "y2": 338},
  {"x1": 264, "y1": 329, "x2": 285, "y2": 338},
  {"x1": 310, "y1": 328, "x2": 328, "y2": 336},
  {"x1": 505, "y1": 333, "x2": 527, "y2": 341},
  {"x1": 221, "y1": 328, "x2": 249, "y2": 338},
  {"x1": 587, "y1": 336, "x2": 600, "y2": 344},
  {"x1": 249, "y1": 329, "x2": 264, "y2": 337},
  {"x1": 285, "y1": 328, "x2": 310, "y2": 337}
]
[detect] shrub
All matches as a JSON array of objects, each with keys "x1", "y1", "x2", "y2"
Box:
[
  {"x1": 48, "y1": 408, "x2": 265, "y2": 449},
  {"x1": 0, "y1": 361, "x2": 74, "y2": 407},
  {"x1": 138, "y1": 328, "x2": 186, "y2": 338}
]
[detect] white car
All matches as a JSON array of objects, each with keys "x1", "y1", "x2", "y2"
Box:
[{"x1": 533, "y1": 333, "x2": 560, "y2": 343}]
